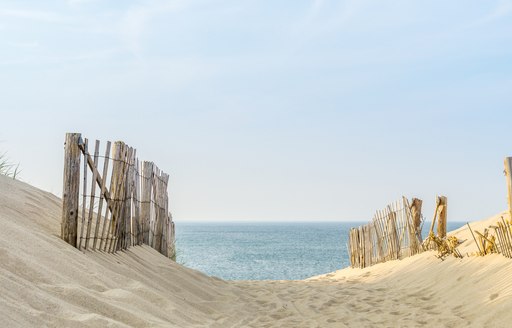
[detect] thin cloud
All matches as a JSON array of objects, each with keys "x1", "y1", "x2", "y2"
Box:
[
  {"x1": 468, "y1": 0, "x2": 512, "y2": 28},
  {"x1": 286, "y1": 0, "x2": 368, "y2": 55},
  {"x1": 9, "y1": 41, "x2": 40, "y2": 48},
  {"x1": 67, "y1": 0, "x2": 98, "y2": 5},
  {"x1": 0, "y1": 9, "x2": 69, "y2": 24},
  {"x1": 118, "y1": 1, "x2": 188, "y2": 57}
]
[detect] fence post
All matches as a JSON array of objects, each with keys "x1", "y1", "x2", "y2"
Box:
[
  {"x1": 410, "y1": 198, "x2": 423, "y2": 240},
  {"x1": 437, "y1": 196, "x2": 447, "y2": 238},
  {"x1": 505, "y1": 158, "x2": 512, "y2": 220},
  {"x1": 61, "y1": 133, "x2": 82, "y2": 247}
]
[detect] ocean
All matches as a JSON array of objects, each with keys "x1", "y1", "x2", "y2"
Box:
[{"x1": 175, "y1": 221, "x2": 466, "y2": 281}]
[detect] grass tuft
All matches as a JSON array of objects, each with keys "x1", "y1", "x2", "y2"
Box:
[{"x1": 0, "y1": 152, "x2": 21, "y2": 179}]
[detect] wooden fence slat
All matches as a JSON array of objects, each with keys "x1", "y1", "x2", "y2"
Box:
[
  {"x1": 126, "y1": 148, "x2": 136, "y2": 248},
  {"x1": 392, "y1": 205, "x2": 400, "y2": 259},
  {"x1": 353, "y1": 229, "x2": 358, "y2": 267},
  {"x1": 170, "y1": 219, "x2": 176, "y2": 260},
  {"x1": 385, "y1": 207, "x2": 394, "y2": 260},
  {"x1": 103, "y1": 142, "x2": 117, "y2": 252},
  {"x1": 361, "y1": 225, "x2": 370, "y2": 268},
  {"x1": 504, "y1": 220, "x2": 512, "y2": 258},
  {"x1": 506, "y1": 221, "x2": 512, "y2": 258},
  {"x1": 133, "y1": 159, "x2": 142, "y2": 245},
  {"x1": 79, "y1": 138, "x2": 88, "y2": 250},
  {"x1": 383, "y1": 209, "x2": 392, "y2": 260},
  {"x1": 349, "y1": 230, "x2": 353, "y2": 267},
  {"x1": 355, "y1": 228, "x2": 361, "y2": 267},
  {"x1": 84, "y1": 140, "x2": 100, "y2": 250},
  {"x1": 94, "y1": 141, "x2": 111, "y2": 250},
  {"x1": 142, "y1": 162, "x2": 153, "y2": 245},
  {"x1": 113, "y1": 144, "x2": 131, "y2": 252},
  {"x1": 350, "y1": 229, "x2": 355, "y2": 267},
  {"x1": 111, "y1": 143, "x2": 126, "y2": 252},
  {"x1": 151, "y1": 166, "x2": 160, "y2": 249},
  {"x1": 379, "y1": 210, "x2": 389, "y2": 260},
  {"x1": 122, "y1": 147, "x2": 133, "y2": 248},
  {"x1": 163, "y1": 176, "x2": 170, "y2": 257},
  {"x1": 163, "y1": 173, "x2": 170, "y2": 255},
  {"x1": 397, "y1": 199, "x2": 408, "y2": 256},
  {"x1": 148, "y1": 165, "x2": 155, "y2": 248},
  {"x1": 355, "y1": 228, "x2": 360, "y2": 268},
  {"x1": 369, "y1": 223, "x2": 375, "y2": 265},
  {"x1": 360, "y1": 227, "x2": 363, "y2": 268},
  {"x1": 375, "y1": 210, "x2": 385, "y2": 261},
  {"x1": 348, "y1": 229, "x2": 353, "y2": 267},
  {"x1": 103, "y1": 141, "x2": 120, "y2": 252},
  {"x1": 121, "y1": 145, "x2": 133, "y2": 250},
  {"x1": 108, "y1": 142, "x2": 126, "y2": 253},
  {"x1": 154, "y1": 168, "x2": 163, "y2": 253},
  {"x1": 372, "y1": 214, "x2": 384, "y2": 263}
]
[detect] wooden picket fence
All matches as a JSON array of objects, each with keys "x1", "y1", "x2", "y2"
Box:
[
  {"x1": 61, "y1": 133, "x2": 176, "y2": 259},
  {"x1": 497, "y1": 157, "x2": 512, "y2": 258},
  {"x1": 468, "y1": 217, "x2": 512, "y2": 258},
  {"x1": 468, "y1": 157, "x2": 512, "y2": 259},
  {"x1": 348, "y1": 197, "x2": 423, "y2": 268},
  {"x1": 460, "y1": 157, "x2": 512, "y2": 258}
]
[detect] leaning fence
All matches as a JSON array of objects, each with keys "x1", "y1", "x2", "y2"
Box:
[
  {"x1": 60, "y1": 132, "x2": 176, "y2": 259},
  {"x1": 348, "y1": 196, "x2": 423, "y2": 268}
]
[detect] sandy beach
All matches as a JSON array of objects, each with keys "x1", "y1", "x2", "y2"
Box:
[{"x1": 1, "y1": 174, "x2": 511, "y2": 327}]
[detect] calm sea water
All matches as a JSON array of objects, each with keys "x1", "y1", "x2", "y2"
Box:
[{"x1": 175, "y1": 221, "x2": 466, "y2": 281}]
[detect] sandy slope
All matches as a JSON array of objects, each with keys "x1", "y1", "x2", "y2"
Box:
[{"x1": 1, "y1": 175, "x2": 512, "y2": 327}]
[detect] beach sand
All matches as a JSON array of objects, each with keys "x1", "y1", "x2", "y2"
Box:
[{"x1": 1, "y1": 174, "x2": 511, "y2": 327}]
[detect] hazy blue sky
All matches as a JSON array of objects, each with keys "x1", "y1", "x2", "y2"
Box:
[{"x1": 1, "y1": 0, "x2": 512, "y2": 221}]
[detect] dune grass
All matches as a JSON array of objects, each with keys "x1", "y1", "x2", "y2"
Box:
[{"x1": 0, "y1": 152, "x2": 20, "y2": 179}]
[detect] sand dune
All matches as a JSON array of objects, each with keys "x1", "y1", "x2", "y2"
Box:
[{"x1": 1, "y1": 174, "x2": 512, "y2": 327}]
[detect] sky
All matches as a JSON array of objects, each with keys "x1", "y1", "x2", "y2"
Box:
[{"x1": 1, "y1": 0, "x2": 512, "y2": 222}]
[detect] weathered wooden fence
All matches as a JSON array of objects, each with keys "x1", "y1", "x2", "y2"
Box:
[
  {"x1": 468, "y1": 157, "x2": 512, "y2": 258},
  {"x1": 61, "y1": 133, "x2": 176, "y2": 259},
  {"x1": 489, "y1": 219, "x2": 511, "y2": 257},
  {"x1": 348, "y1": 197, "x2": 424, "y2": 268}
]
